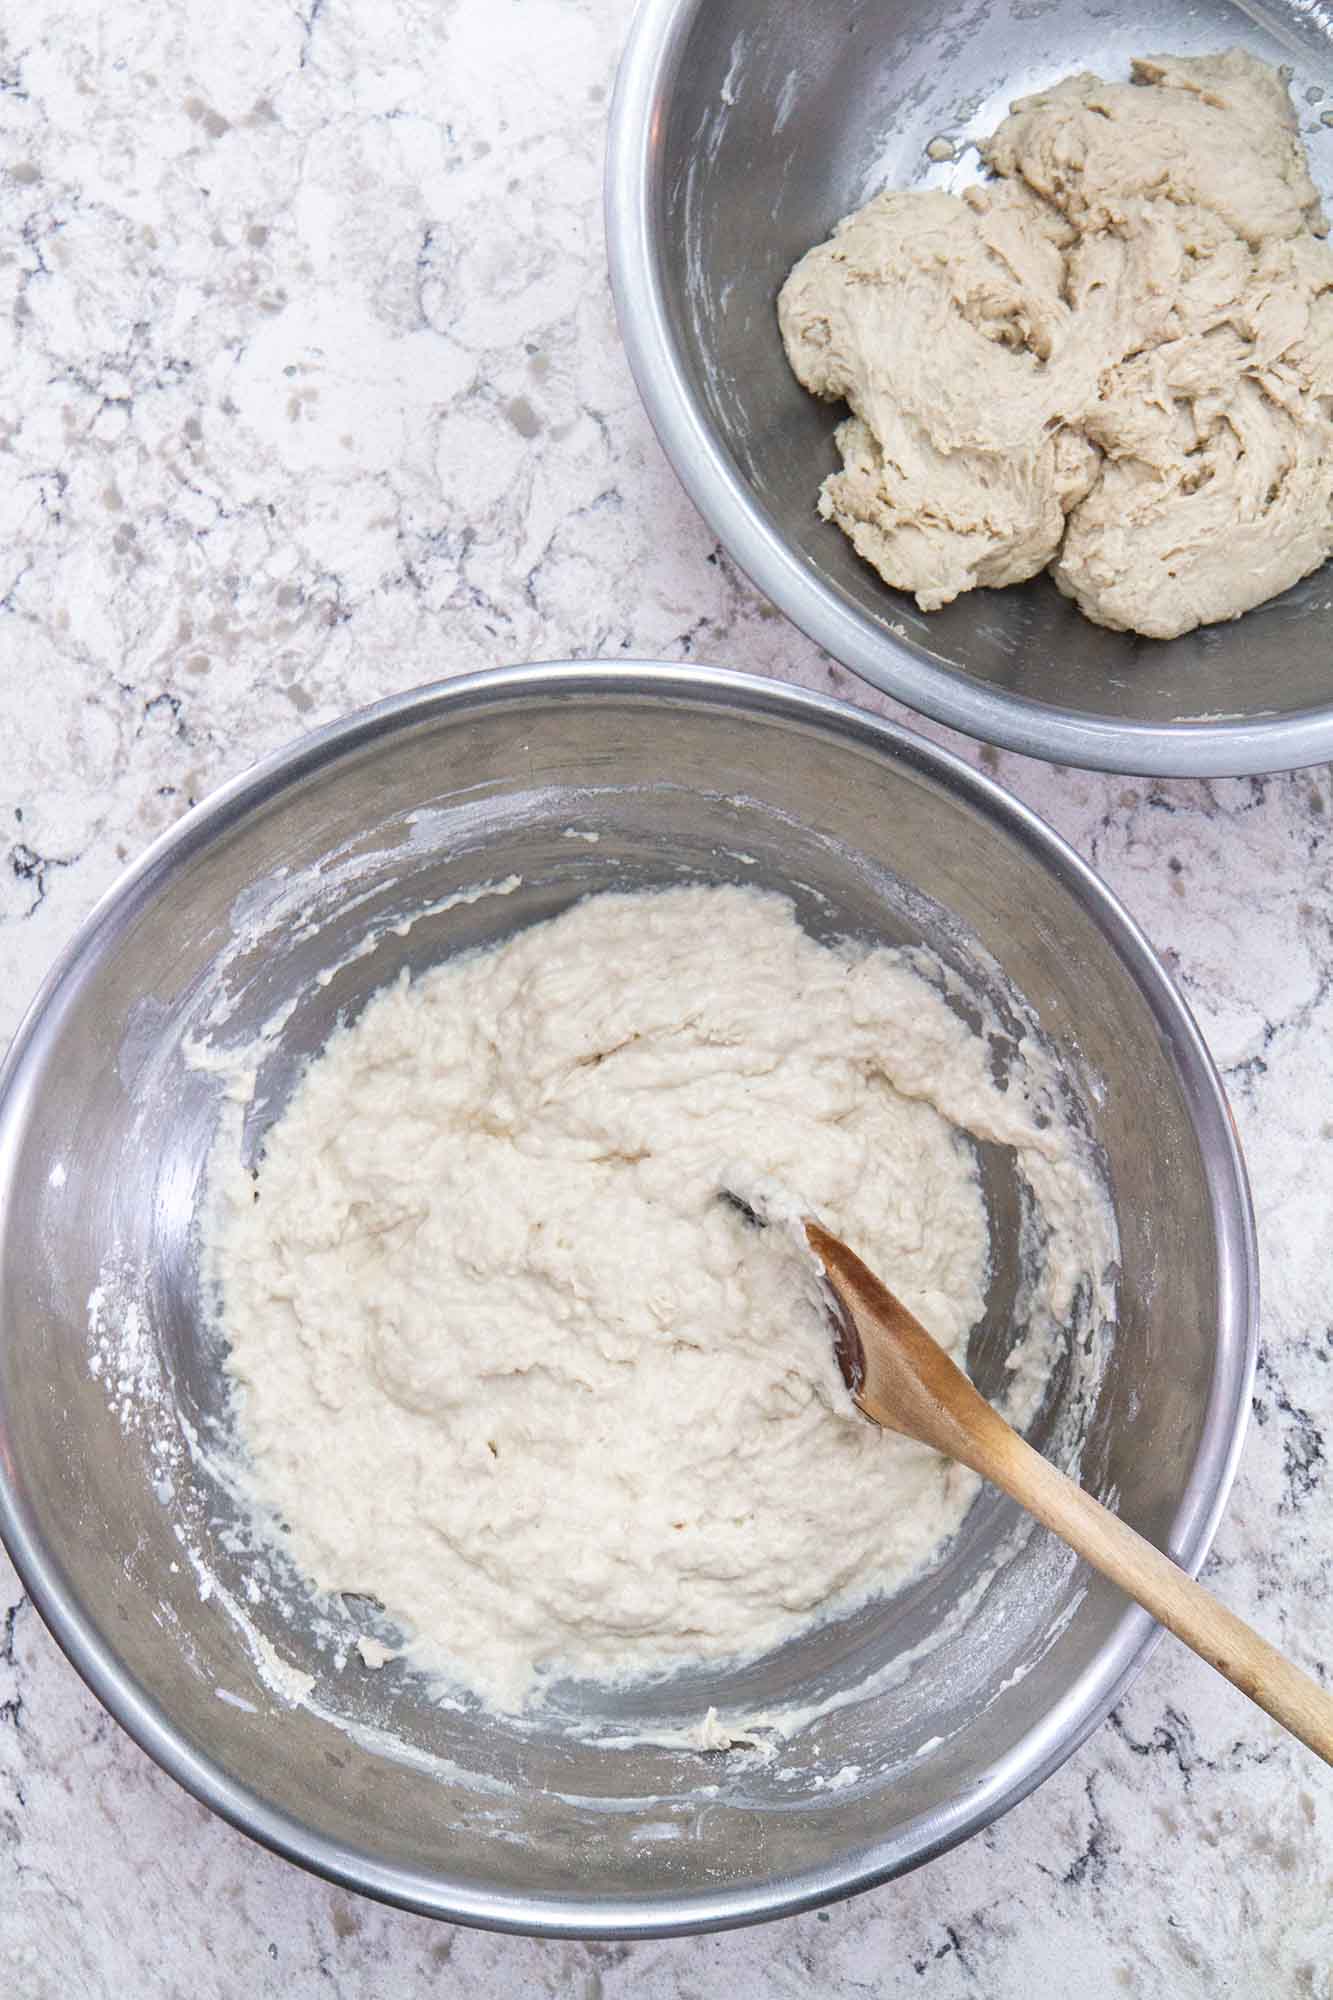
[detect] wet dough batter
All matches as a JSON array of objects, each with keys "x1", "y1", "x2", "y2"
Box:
[
  {"x1": 208, "y1": 886, "x2": 1106, "y2": 1710},
  {"x1": 779, "y1": 51, "x2": 1333, "y2": 639}
]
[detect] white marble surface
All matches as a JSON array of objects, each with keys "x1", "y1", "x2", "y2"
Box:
[{"x1": 1, "y1": 1, "x2": 1331, "y2": 1992}]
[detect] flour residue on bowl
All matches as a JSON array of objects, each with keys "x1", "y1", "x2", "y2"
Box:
[{"x1": 87, "y1": 1280, "x2": 162, "y2": 1432}]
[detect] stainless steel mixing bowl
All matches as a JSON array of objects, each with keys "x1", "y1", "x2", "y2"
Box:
[
  {"x1": 605, "y1": 0, "x2": 1333, "y2": 776},
  {"x1": 0, "y1": 664, "x2": 1255, "y2": 1934}
]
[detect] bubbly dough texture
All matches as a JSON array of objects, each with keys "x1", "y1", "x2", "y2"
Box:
[
  {"x1": 779, "y1": 51, "x2": 1333, "y2": 639},
  {"x1": 209, "y1": 887, "x2": 1108, "y2": 1711}
]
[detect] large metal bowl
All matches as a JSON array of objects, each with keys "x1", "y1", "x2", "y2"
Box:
[
  {"x1": 0, "y1": 664, "x2": 1255, "y2": 1934},
  {"x1": 605, "y1": 0, "x2": 1333, "y2": 776}
]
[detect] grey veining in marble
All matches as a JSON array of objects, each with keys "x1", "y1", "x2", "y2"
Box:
[{"x1": 1, "y1": 1, "x2": 1331, "y2": 1993}]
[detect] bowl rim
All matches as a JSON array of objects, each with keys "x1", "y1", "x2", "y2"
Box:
[
  {"x1": 603, "y1": 0, "x2": 1333, "y2": 779},
  {"x1": 0, "y1": 661, "x2": 1258, "y2": 1936}
]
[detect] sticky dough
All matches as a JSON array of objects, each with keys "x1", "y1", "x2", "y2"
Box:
[
  {"x1": 209, "y1": 886, "x2": 1108, "y2": 1711},
  {"x1": 779, "y1": 51, "x2": 1333, "y2": 640}
]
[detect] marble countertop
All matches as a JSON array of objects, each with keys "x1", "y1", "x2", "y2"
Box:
[{"x1": 1, "y1": 1, "x2": 1330, "y2": 1992}]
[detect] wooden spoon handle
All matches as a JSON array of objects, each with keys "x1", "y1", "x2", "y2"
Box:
[
  {"x1": 975, "y1": 1422, "x2": 1333, "y2": 1767},
  {"x1": 804, "y1": 1222, "x2": 1331, "y2": 1764}
]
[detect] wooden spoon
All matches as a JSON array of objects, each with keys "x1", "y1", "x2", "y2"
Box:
[{"x1": 804, "y1": 1218, "x2": 1333, "y2": 1769}]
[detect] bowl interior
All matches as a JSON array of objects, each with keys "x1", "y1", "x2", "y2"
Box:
[
  {"x1": 649, "y1": 0, "x2": 1333, "y2": 731},
  {"x1": 0, "y1": 674, "x2": 1245, "y2": 1929}
]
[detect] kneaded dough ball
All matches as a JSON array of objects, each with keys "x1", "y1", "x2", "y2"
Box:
[
  {"x1": 779, "y1": 183, "x2": 1100, "y2": 611},
  {"x1": 779, "y1": 49, "x2": 1333, "y2": 641}
]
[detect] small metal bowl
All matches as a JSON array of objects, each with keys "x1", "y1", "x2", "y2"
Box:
[
  {"x1": 606, "y1": 0, "x2": 1333, "y2": 775},
  {"x1": 0, "y1": 665, "x2": 1255, "y2": 1934}
]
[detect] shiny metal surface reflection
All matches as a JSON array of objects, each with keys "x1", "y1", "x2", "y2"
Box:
[
  {"x1": 606, "y1": 1, "x2": 1333, "y2": 774},
  {"x1": 0, "y1": 664, "x2": 1255, "y2": 1933}
]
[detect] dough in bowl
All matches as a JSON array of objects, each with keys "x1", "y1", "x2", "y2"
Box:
[
  {"x1": 779, "y1": 51, "x2": 1333, "y2": 640},
  {"x1": 205, "y1": 885, "x2": 1113, "y2": 1712}
]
